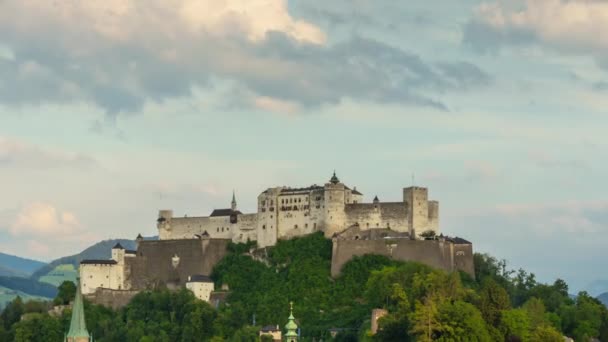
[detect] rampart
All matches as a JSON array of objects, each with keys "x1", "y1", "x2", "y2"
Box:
[
  {"x1": 125, "y1": 238, "x2": 230, "y2": 290},
  {"x1": 331, "y1": 237, "x2": 474, "y2": 277},
  {"x1": 85, "y1": 288, "x2": 140, "y2": 310}
]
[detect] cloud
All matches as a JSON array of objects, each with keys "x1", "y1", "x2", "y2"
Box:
[
  {"x1": 464, "y1": 160, "x2": 498, "y2": 182},
  {"x1": 528, "y1": 150, "x2": 587, "y2": 170},
  {"x1": 464, "y1": 0, "x2": 608, "y2": 68},
  {"x1": 0, "y1": 0, "x2": 489, "y2": 115},
  {"x1": 493, "y1": 200, "x2": 608, "y2": 234},
  {"x1": 9, "y1": 202, "x2": 81, "y2": 236},
  {"x1": 0, "y1": 136, "x2": 97, "y2": 169}
]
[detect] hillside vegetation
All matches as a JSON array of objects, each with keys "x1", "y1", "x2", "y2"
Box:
[{"x1": 1, "y1": 232, "x2": 607, "y2": 341}]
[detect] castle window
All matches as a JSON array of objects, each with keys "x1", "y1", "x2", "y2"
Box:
[
  {"x1": 305, "y1": 223, "x2": 308, "y2": 228},
  {"x1": 294, "y1": 224, "x2": 298, "y2": 229},
  {"x1": 270, "y1": 200, "x2": 273, "y2": 205},
  {"x1": 217, "y1": 228, "x2": 219, "y2": 232},
  {"x1": 263, "y1": 225, "x2": 266, "y2": 229},
  {"x1": 221, "y1": 228, "x2": 224, "y2": 232},
  {"x1": 376, "y1": 223, "x2": 379, "y2": 227},
  {"x1": 314, "y1": 223, "x2": 317, "y2": 229},
  {"x1": 367, "y1": 223, "x2": 370, "y2": 228}
]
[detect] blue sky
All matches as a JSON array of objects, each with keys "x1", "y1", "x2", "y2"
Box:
[{"x1": 0, "y1": 0, "x2": 607, "y2": 293}]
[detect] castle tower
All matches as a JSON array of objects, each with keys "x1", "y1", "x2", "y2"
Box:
[
  {"x1": 231, "y1": 191, "x2": 237, "y2": 211},
  {"x1": 403, "y1": 186, "x2": 429, "y2": 239},
  {"x1": 65, "y1": 279, "x2": 90, "y2": 342},
  {"x1": 323, "y1": 171, "x2": 346, "y2": 238},
  {"x1": 284, "y1": 302, "x2": 299, "y2": 342},
  {"x1": 157, "y1": 210, "x2": 173, "y2": 239},
  {"x1": 111, "y1": 243, "x2": 125, "y2": 264}
]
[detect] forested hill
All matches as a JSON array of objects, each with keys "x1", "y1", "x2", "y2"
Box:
[
  {"x1": 30, "y1": 239, "x2": 137, "y2": 280},
  {"x1": 1, "y1": 232, "x2": 607, "y2": 341},
  {"x1": 0, "y1": 253, "x2": 46, "y2": 277}
]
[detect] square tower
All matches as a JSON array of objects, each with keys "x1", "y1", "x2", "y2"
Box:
[{"x1": 403, "y1": 187, "x2": 429, "y2": 238}]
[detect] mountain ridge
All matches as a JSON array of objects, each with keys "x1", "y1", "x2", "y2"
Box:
[{"x1": 0, "y1": 252, "x2": 46, "y2": 277}]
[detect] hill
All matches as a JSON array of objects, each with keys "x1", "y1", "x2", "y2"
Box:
[
  {"x1": 0, "y1": 276, "x2": 57, "y2": 298},
  {"x1": 0, "y1": 252, "x2": 46, "y2": 277},
  {"x1": 598, "y1": 292, "x2": 608, "y2": 307},
  {"x1": 0, "y1": 285, "x2": 49, "y2": 310},
  {"x1": 30, "y1": 238, "x2": 138, "y2": 281},
  {"x1": 38, "y1": 264, "x2": 78, "y2": 287}
]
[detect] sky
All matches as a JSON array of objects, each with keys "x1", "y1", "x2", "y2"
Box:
[{"x1": 0, "y1": 0, "x2": 607, "y2": 294}]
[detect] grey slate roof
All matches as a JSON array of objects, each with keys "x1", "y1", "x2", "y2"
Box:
[
  {"x1": 80, "y1": 260, "x2": 117, "y2": 265},
  {"x1": 188, "y1": 274, "x2": 213, "y2": 282},
  {"x1": 209, "y1": 209, "x2": 242, "y2": 217}
]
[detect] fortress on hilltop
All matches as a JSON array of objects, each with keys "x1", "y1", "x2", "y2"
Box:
[
  {"x1": 80, "y1": 172, "x2": 474, "y2": 306},
  {"x1": 157, "y1": 171, "x2": 440, "y2": 247}
]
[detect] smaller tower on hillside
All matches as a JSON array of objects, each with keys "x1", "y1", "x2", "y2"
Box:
[
  {"x1": 231, "y1": 190, "x2": 237, "y2": 211},
  {"x1": 65, "y1": 278, "x2": 90, "y2": 342},
  {"x1": 284, "y1": 302, "x2": 299, "y2": 342}
]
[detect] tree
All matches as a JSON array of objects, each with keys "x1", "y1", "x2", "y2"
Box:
[
  {"x1": 499, "y1": 309, "x2": 531, "y2": 341},
  {"x1": 529, "y1": 325, "x2": 563, "y2": 342},
  {"x1": 13, "y1": 313, "x2": 63, "y2": 342},
  {"x1": 54, "y1": 280, "x2": 77, "y2": 306},
  {"x1": 478, "y1": 278, "x2": 511, "y2": 326},
  {"x1": 522, "y1": 297, "x2": 548, "y2": 330},
  {"x1": 436, "y1": 301, "x2": 491, "y2": 342},
  {"x1": 409, "y1": 297, "x2": 441, "y2": 342}
]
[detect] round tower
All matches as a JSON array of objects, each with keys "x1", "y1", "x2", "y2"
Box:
[{"x1": 323, "y1": 171, "x2": 346, "y2": 238}]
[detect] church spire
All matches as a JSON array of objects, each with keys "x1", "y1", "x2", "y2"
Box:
[
  {"x1": 284, "y1": 301, "x2": 299, "y2": 341},
  {"x1": 231, "y1": 190, "x2": 237, "y2": 211},
  {"x1": 65, "y1": 279, "x2": 90, "y2": 342}
]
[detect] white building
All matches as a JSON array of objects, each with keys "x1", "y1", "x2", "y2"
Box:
[{"x1": 185, "y1": 275, "x2": 215, "y2": 302}]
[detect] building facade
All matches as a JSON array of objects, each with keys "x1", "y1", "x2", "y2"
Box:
[{"x1": 157, "y1": 172, "x2": 439, "y2": 247}]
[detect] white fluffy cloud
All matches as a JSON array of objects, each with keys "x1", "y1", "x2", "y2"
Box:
[
  {"x1": 2, "y1": 0, "x2": 325, "y2": 44},
  {"x1": 466, "y1": 0, "x2": 608, "y2": 66},
  {"x1": 0, "y1": 0, "x2": 489, "y2": 114},
  {"x1": 10, "y1": 202, "x2": 81, "y2": 236}
]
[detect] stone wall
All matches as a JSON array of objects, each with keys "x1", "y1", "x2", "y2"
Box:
[
  {"x1": 125, "y1": 238, "x2": 230, "y2": 290},
  {"x1": 85, "y1": 288, "x2": 139, "y2": 310},
  {"x1": 344, "y1": 202, "x2": 408, "y2": 232},
  {"x1": 331, "y1": 237, "x2": 474, "y2": 277}
]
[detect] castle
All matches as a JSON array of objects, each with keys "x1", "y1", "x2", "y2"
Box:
[
  {"x1": 80, "y1": 173, "x2": 473, "y2": 304},
  {"x1": 157, "y1": 172, "x2": 439, "y2": 247}
]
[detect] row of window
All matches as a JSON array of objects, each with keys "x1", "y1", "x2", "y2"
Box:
[
  {"x1": 216, "y1": 227, "x2": 230, "y2": 233},
  {"x1": 281, "y1": 197, "x2": 308, "y2": 204}
]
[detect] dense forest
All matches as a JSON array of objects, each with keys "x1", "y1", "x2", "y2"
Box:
[{"x1": 1, "y1": 232, "x2": 607, "y2": 341}]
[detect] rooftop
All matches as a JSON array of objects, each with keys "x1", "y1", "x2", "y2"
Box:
[
  {"x1": 188, "y1": 274, "x2": 213, "y2": 283},
  {"x1": 209, "y1": 209, "x2": 242, "y2": 217},
  {"x1": 81, "y1": 259, "x2": 117, "y2": 265}
]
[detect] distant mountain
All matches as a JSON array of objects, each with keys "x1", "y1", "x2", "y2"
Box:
[
  {"x1": 0, "y1": 276, "x2": 57, "y2": 298},
  {"x1": 0, "y1": 285, "x2": 49, "y2": 310},
  {"x1": 585, "y1": 279, "x2": 608, "y2": 297},
  {"x1": 0, "y1": 252, "x2": 46, "y2": 277},
  {"x1": 598, "y1": 292, "x2": 608, "y2": 307},
  {"x1": 30, "y1": 238, "x2": 138, "y2": 281}
]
